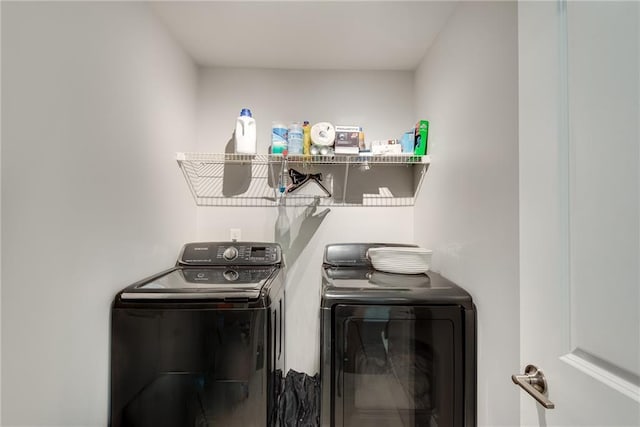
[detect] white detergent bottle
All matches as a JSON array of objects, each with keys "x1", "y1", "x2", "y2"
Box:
[{"x1": 234, "y1": 108, "x2": 256, "y2": 154}]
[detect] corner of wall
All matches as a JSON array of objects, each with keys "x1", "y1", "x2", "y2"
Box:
[{"x1": 410, "y1": 2, "x2": 520, "y2": 425}]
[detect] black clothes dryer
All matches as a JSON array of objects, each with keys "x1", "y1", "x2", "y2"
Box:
[
  {"x1": 110, "y1": 242, "x2": 285, "y2": 427},
  {"x1": 320, "y1": 243, "x2": 476, "y2": 427}
]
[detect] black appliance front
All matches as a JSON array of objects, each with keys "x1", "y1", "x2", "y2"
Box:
[
  {"x1": 320, "y1": 243, "x2": 476, "y2": 427},
  {"x1": 110, "y1": 242, "x2": 285, "y2": 427}
]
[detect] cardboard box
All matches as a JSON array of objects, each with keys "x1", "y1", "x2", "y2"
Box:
[
  {"x1": 371, "y1": 139, "x2": 402, "y2": 155},
  {"x1": 334, "y1": 125, "x2": 360, "y2": 154},
  {"x1": 414, "y1": 120, "x2": 429, "y2": 155}
]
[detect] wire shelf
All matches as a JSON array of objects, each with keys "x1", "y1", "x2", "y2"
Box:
[{"x1": 176, "y1": 152, "x2": 430, "y2": 207}]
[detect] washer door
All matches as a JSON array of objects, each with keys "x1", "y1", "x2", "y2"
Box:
[{"x1": 331, "y1": 305, "x2": 465, "y2": 427}]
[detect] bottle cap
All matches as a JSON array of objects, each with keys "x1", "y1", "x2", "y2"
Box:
[{"x1": 240, "y1": 108, "x2": 252, "y2": 117}]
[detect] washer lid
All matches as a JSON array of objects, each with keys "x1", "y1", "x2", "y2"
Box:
[{"x1": 120, "y1": 266, "x2": 277, "y2": 300}]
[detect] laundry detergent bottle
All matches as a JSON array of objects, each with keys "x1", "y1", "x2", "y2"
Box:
[{"x1": 234, "y1": 108, "x2": 257, "y2": 154}]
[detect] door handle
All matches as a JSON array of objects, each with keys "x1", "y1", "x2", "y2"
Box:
[{"x1": 512, "y1": 364, "x2": 555, "y2": 409}]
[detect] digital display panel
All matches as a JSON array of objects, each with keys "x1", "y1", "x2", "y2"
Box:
[{"x1": 251, "y1": 247, "x2": 266, "y2": 258}]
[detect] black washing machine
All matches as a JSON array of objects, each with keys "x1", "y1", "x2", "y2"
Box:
[
  {"x1": 110, "y1": 242, "x2": 285, "y2": 427},
  {"x1": 320, "y1": 243, "x2": 476, "y2": 427}
]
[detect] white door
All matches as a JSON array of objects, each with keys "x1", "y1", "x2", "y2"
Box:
[{"x1": 519, "y1": 1, "x2": 640, "y2": 425}]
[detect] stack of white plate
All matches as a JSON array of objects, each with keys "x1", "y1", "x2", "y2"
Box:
[
  {"x1": 368, "y1": 271, "x2": 430, "y2": 286},
  {"x1": 367, "y1": 246, "x2": 433, "y2": 275}
]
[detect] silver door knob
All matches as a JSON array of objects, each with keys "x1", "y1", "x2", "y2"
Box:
[{"x1": 512, "y1": 364, "x2": 555, "y2": 409}]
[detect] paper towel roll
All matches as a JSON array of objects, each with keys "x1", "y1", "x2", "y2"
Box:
[{"x1": 310, "y1": 122, "x2": 336, "y2": 146}]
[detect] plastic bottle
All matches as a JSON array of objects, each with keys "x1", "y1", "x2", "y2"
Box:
[
  {"x1": 303, "y1": 121, "x2": 311, "y2": 156},
  {"x1": 287, "y1": 122, "x2": 303, "y2": 155},
  {"x1": 272, "y1": 122, "x2": 288, "y2": 155},
  {"x1": 234, "y1": 108, "x2": 256, "y2": 154}
]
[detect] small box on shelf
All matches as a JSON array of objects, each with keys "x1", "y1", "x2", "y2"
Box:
[
  {"x1": 414, "y1": 120, "x2": 429, "y2": 155},
  {"x1": 334, "y1": 125, "x2": 360, "y2": 155}
]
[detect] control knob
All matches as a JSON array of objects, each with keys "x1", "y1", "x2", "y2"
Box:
[
  {"x1": 223, "y1": 246, "x2": 238, "y2": 261},
  {"x1": 223, "y1": 270, "x2": 239, "y2": 281}
]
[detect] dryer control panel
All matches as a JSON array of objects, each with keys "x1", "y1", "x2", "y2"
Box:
[
  {"x1": 323, "y1": 243, "x2": 417, "y2": 267},
  {"x1": 178, "y1": 242, "x2": 282, "y2": 266}
]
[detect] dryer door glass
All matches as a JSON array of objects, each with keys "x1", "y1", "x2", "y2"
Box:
[{"x1": 333, "y1": 305, "x2": 464, "y2": 427}]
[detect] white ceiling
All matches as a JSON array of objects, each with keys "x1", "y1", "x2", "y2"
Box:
[{"x1": 150, "y1": 1, "x2": 458, "y2": 71}]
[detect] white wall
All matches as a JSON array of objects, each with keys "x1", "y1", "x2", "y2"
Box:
[
  {"x1": 413, "y1": 2, "x2": 519, "y2": 426},
  {"x1": 0, "y1": 2, "x2": 3, "y2": 420},
  {"x1": 196, "y1": 68, "x2": 416, "y2": 372},
  {"x1": 1, "y1": 2, "x2": 198, "y2": 425}
]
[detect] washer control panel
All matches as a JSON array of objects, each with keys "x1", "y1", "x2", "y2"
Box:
[{"x1": 179, "y1": 242, "x2": 282, "y2": 266}]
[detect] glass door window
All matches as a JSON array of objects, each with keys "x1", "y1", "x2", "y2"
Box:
[{"x1": 334, "y1": 305, "x2": 464, "y2": 427}]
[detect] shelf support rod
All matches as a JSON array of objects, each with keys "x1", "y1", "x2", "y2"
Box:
[{"x1": 342, "y1": 160, "x2": 350, "y2": 204}]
